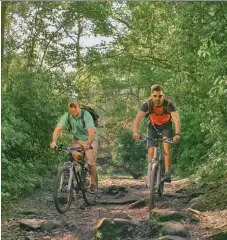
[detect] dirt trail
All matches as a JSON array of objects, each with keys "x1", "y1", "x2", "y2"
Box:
[{"x1": 1, "y1": 177, "x2": 227, "y2": 240}]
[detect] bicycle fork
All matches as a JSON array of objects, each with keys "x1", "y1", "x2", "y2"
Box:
[
  {"x1": 147, "y1": 147, "x2": 159, "y2": 188},
  {"x1": 65, "y1": 163, "x2": 74, "y2": 201},
  {"x1": 66, "y1": 161, "x2": 81, "y2": 200}
]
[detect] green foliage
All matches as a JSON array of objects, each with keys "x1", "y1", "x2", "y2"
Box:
[
  {"x1": 193, "y1": 158, "x2": 227, "y2": 183},
  {"x1": 1, "y1": 160, "x2": 47, "y2": 198},
  {"x1": 112, "y1": 129, "x2": 147, "y2": 176},
  {"x1": 1, "y1": 69, "x2": 65, "y2": 198},
  {"x1": 2, "y1": 2, "x2": 227, "y2": 205},
  {"x1": 147, "y1": 218, "x2": 164, "y2": 237}
]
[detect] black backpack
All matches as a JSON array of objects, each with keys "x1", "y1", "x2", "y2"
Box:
[
  {"x1": 146, "y1": 98, "x2": 171, "y2": 115},
  {"x1": 67, "y1": 106, "x2": 99, "y2": 132},
  {"x1": 145, "y1": 98, "x2": 171, "y2": 122}
]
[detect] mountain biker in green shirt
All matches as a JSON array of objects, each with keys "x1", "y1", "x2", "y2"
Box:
[{"x1": 50, "y1": 97, "x2": 98, "y2": 193}]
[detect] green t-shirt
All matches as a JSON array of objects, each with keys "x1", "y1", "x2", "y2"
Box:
[{"x1": 57, "y1": 110, "x2": 98, "y2": 141}]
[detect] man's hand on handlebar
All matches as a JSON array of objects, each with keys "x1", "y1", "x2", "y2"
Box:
[
  {"x1": 84, "y1": 145, "x2": 92, "y2": 151},
  {"x1": 173, "y1": 135, "x2": 180, "y2": 144},
  {"x1": 133, "y1": 133, "x2": 141, "y2": 141},
  {"x1": 50, "y1": 141, "x2": 57, "y2": 150}
]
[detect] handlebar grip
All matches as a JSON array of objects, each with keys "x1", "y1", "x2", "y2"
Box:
[
  {"x1": 48, "y1": 144, "x2": 58, "y2": 149},
  {"x1": 164, "y1": 139, "x2": 173, "y2": 144}
]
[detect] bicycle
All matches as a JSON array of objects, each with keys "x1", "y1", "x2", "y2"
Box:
[
  {"x1": 53, "y1": 145, "x2": 98, "y2": 214},
  {"x1": 140, "y1": 136, "x2": 173, "y2": 212}
]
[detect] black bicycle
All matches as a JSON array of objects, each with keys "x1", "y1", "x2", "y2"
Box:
[
  {"x1": 53, "y1": 145, "x2": 98, "y2": 214},
  {"x1": 140, "y1": 136, "x2": 173, "y2": 212}
]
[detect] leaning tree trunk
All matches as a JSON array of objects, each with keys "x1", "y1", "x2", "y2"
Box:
[{"x1": 96, "y1": 157, "x2": 142, "y2": 179}]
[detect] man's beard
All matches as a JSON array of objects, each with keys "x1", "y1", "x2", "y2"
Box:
[{"x1": 154, "y1": 100, "x2": 162, "y2": 106}]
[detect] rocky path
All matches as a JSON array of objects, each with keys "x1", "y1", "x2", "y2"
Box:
[{"x1": 1, "y1": 177, "x2": 227, "y2": 240}]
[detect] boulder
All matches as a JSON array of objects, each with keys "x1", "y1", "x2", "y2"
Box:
[
  {"x1": 19, "y1": 219, "x2": 46, "y2": 230},
  {"x1": 95, "y1": 217, "x2": 135, "y2": 240},
  {"x1": 151, "y1": 209, "x2": 186, "y2": 222},
  {"x1": 161, "y1": 222, "x2": 189, "y2": 238}
]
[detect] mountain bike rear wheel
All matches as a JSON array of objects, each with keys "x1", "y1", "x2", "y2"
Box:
[
  {"x1": 81, "y1": 169, "x2": 98, "y2": 205},
  {"x1": 53, "y1": 166, "x2": 73, "y2": 214}
]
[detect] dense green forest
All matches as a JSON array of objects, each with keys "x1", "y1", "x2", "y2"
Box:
[{"x1": 1, "y1": 2, "x2": 227, "y2": 200}]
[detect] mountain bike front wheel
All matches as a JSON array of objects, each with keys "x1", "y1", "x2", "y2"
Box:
[
  {"x1": 53, "y1": 166, "x2": 73, "y2": 214},
  {"x1": 157, "y1": 157, "x2": 165, "y2": 197},
  {"x1": 148, "y1": 161, "x2": 158, "y2": 212}
]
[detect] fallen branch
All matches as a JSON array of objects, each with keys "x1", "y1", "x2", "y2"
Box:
[
  {"x1": 96, "y1": 157, "x2": 142, "y2": 179},
  {"x1": 186, "y1": 208, "x2": 204, "y2": 222},
  {"x1": 186, "y1": 208, "x2": 202, "y2": 215},
  {"x1": 128, "y1": 198, "x2": 149, "y2": 209},
  {"x1": 214, "y1": 223, "x2": 227, "y2": 230}
]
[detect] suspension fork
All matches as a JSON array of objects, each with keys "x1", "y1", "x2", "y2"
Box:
[
  {"x1": 158, "y1": 145, "x2": 165, "y2": 185},
  {"x1": 67, "y1": 162, "x2": 74, "y2": 192},
  {"x1": 153, "y1": 146, "x2": 159, "y2": 161},
  {"x1": 70, "y1": 151, "x2": 86, "y2": 191},
  {"x1": 147, "y1": 146, "x2": 159, "y2": 188}
]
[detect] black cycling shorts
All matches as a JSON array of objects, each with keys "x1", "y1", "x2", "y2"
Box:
[{"x1": 147, "y1": 121, "x2": 173, "y2": 147}]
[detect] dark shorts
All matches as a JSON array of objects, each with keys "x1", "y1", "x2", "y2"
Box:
[{"x1": 147, "y1": 121, "x2": 173, "y2": 147}]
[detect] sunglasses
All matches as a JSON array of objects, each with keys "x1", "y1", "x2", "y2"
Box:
[{"x1": 152, "y1": 94, "x2": 163, "y2": 99}]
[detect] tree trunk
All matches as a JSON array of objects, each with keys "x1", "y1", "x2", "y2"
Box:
[
  {"x1": 1, "y1": 2, "x2": 8, "y2": 70},
  {"x1": 76, "y1": 19, "x2": 82, "y2": 69},
  {"x1": 96, "y1": 157, "x2": 142, "y2": 179}
]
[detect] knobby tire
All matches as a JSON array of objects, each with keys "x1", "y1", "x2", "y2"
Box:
[
  {"x1": 81, "y1": 169, "x2": 98, "y2": 205},
  {"x1": 53, "y1": 166, "x2": 73, "y2": 214},
  {"x1": 149, "y1": 161, "x2": 158, "y2": 212},
  {"x1": 157, "y1": 157, "x2": 165, "y2": 197}
]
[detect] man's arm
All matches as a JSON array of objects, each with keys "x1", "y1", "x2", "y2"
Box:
[
  {"x1": 133, "y1": 110, "x2": 147, "y2": 140},
  {"x1": 50, "y1": 125, "x2": 63, "y2": 149},
  {"x1": 83, "y1": 111, "x2": 96, "y2": 149},
  {"x1": 171, "y1": 111, "x2": 181, "y2": 143},
  {"x1": 87, "y1": 127, "x2": 95, "y2": 146}
]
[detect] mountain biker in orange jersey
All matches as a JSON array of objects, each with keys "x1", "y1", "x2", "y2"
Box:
[
  {"x1": 133, "y1": 84, "x2": 181, "y2": 182},
  {"x1": 50, "y1": 97, "x2": 98, "y2": 193}
]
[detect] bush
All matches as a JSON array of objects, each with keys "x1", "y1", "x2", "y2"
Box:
[{"x1": 112, "y1": 129, "x2": 147, "y2": 176}]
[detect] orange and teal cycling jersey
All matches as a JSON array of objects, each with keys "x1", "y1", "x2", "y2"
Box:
[{"x1": 140, "y1": 99, "x2": 176, "y2": 126}]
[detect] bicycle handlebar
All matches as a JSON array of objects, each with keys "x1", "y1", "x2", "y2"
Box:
[
  {"x1": 54, "y1": 145, "x2": 85, "y2": 152},
  {"x1": 140, "y1": 136, "x2": 173, "y2": 144}
]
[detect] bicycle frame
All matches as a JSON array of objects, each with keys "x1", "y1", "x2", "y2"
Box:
[{"x1": 65, "y1": 151, "x2": 87, "y2": 193}]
